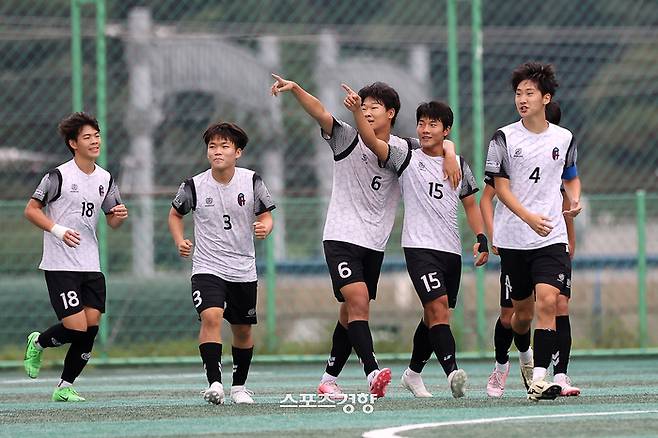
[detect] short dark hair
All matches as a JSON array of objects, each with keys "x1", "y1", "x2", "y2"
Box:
[
  {"x1": 358, "y1": 82, "x2": 401, "y2": 127},
  {"x1": 202, "y1": 122, "x2": 249, "y2": 150},
  {"x1": 58, "y1": 112, "x2": 100, "y2": 156},
  {"x1": 545, "y1": 100, "x2": 561, "y2": 125},
  {"x1": 511, "y1": 62, "x2": 559, "y2": 97},
  {"x1": 415, "y1": 101, "x2": 454, "y2": 128}
]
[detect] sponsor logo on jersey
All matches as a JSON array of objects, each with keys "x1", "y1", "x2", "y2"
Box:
[
  {"x1": 81, "y1": 352, "x2": 92, "y2": 361},
  {"x1": 71, "y1": 184, "x2": 79, "y2": 193},
  {"x1": 558, "y1": 273, "x2": 565, "y2": 283},
  {"x1": 552, "y1": 147, "x2": 560, "y2": 160},
  {"x1": 237, "y1": 193, "x2": 246, "y2": 206},
  {"x1": 361, "y1": 153, "x2": 368, "y2": 165},
  {"x1": 205, "y1": 197, "x2": 214, "y2": 207},
  {"x1": 418, "y1": 161, "x2": 426, "y2": 171},
  {"x1": 566, "y1": 278, "x2": 571, "y2": 289},
  {"x1": 247, "y1": 308, "x2": 256, "y2": 317},
  {"x1": 513, "y1": 148, "x2": 523, "y2": 158},
  {"x1": 99, "y1": 185, "x2": 104, "y2": 197}
]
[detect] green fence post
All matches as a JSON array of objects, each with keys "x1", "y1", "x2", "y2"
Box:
[
  {"x1": 471, "y1": 0, "x2": 486, "y2": 353},
  {"x1": 636, "y1": 190, "x2": 647, "y2": 349},
  {"x1": 71, "y1": 0, "x2": 83, "y2": 111},
  {"x1": 265, "y1": 222, "x2": 277, "y2": 352},
  {"x1": 447, "y1": 0, "x2": 460, "y2": 151}
]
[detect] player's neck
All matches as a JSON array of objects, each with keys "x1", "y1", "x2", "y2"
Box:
[
  {"x1": 211, "y1": 166, "x2": 235, "y2": 185},
  {"x1": 73, "y1": 155, "x2": 96, "y2": 175},
  {"x1": 521, "y1": 115, "x2": 549, "y2": 134},
  {"x1": 421, "y1": 141, "x2": 444, "y2": 157}
]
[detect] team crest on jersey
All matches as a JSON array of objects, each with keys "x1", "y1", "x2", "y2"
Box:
[
  {"x1": 99, "y1": 185, "x2": 104, "y2": 197},
  {"x1": 237, "y1": 193, "x2": 246, "y2": 206},
  {"x1": 71, "y1": 184, "x2": 79, "y2": 193},
  {"x1": 552, "y1": 147, "x2": 560, "y2": 160},
  {"x1": 513, "y1": 148, "x2": 523, "y2": 158},
  {"x1": 205, "y1": 197, "x2": 214, "y2": 207}
]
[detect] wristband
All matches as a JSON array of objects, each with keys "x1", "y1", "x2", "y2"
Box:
[
  {"x1": 476, "y1": 233, "x2": 489, "y2": 253},
  {"x1": 50, "y1": 224, "x2": 71, "y2": 241}
]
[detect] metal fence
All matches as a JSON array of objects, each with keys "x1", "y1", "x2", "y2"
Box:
[{"x1": 1, "y1": 0, "x2": 657, "y2": 360}]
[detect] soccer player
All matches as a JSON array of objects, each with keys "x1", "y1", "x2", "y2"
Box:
[
  {"x1": 271, "y1": 74, "x2": 461, "y2": 398},
  {"x1": 483, "y1": 101, "x2": 579, "y2": 397},
  {"x1": 168, "y1": 122, "x2": 275, "y2": 405},
  {"x1": 23, "y1": 112, "x2": 128, "y2": 402},
  {"x1": 343, "y1": 88, "x2": 489, "y2": 398},
  {"x1": 485, "y1": 62, "x2": 581, "y2": 401}
]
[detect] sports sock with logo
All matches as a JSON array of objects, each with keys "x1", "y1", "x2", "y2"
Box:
[
  {"x1": 232, "y1": 346, "x2": 253, "y2": 386},
  {"x1": 429, "y1": 324, "x2": 457, "y2": 377},
  {"x1": 409, "y1": 319, "x2": 432, "y2": 373},
  {"x1": 199, "y1": 342, "x2": 222, "y2": 385},
  {"x1": 324, "y1": 321, "x2": 352, "y2": 378},
  {"x1": 347, "y1": 320, "x2": 379, "y2": 376}
]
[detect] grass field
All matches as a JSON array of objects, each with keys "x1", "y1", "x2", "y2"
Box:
[{"x1": 2, "y1": 357, "x2": 658, "y2": 437}]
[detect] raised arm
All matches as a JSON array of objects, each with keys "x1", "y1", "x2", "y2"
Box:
[
  {"x1": 442, "y1": 140, "x2": 461, "y2": 189},
  {"x1": 341, "y1": 83, "x2": 389, "y2": 162},
  {"x1": 271, "y1": 73, "x2": 334, "y2": 134}
]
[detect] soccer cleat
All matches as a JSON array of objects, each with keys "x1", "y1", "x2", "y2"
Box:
[
  {"x1": 526, "y1": 380, "x2": 561, "y2": 401},
  {"x1": 230, "y1": 385, "x2": 255, "y2": 404},
  {"x1": 400, "y1": 368, "x2": 432, "y2": 398},
  {"x1": 554, "y1": 373, "x2": 581, "y2": 396},
  {"x1": 448, "y1": 369, "x2": 467, "y2": 398},
  {"x1": 519, "y1": 349, "x2": 534, "y2": 390},
  {"x1": 52, "y1": 386, "x2": 86, "y2": 402},
  {"x1": 317, "y1": 380, "x2": 344, "y2": 400},
  {"x1": 369, "y1": 368, "x2": 392, "y2": 398},
  {"x1": 486, "y1": 362, "x2": 510, "y2": 398},
  {"x1": 202, "y1": 381, "x2": 225, "y2": 405},
  {"x1": 24, "y1": 331, "x2": 43, "y2": 379}
]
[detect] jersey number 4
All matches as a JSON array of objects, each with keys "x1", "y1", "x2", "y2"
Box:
[{"x1": 529, "y1": 167, "x2": 541, "y2": 183}]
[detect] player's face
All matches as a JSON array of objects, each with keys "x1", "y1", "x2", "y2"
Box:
[
  {"x1": 361, "y1": 97, "x2": 395, "y2": 132},
  {"x1": 417, "y1": 117, "x2": 450, "y2": 149},
  {"x1": 70, "y1": 125, "x2": 101, "y2": 160},
  {"x1": 207, "y1": 136, "x2": 242, "y2": 171},
  {"x1": 515, "y1": 80, "x2": 550, "y2": 119}
]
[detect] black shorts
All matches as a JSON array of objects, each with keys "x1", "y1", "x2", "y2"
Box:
[
  {"x1": 323, "y1": 240, "x2": 384, "y2": 302},
  {"x1": 44, "y1": 271, "x2": 106, "y2": 320},
  {"x1": 403, "y1": 248, "x2": 461, "y2": 308},
  {"x1": 498, "y1": 243, "x2": 571, "y2": 302},
  {"x1": 191, "y1": 274, "x2": 257, "y2": 325}
]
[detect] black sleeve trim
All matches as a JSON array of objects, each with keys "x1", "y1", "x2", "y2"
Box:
[
  {"x1": 485, "y1": 170, "x2": 509, "y2": 179},
  {"x1": 255, "y1": 205, "x2": 276, "y2": 216},
  {"x1": 459, "y1": 187, "x2": 479, "y2": 199},
  {"x1": 30, "y1": 197, "x2": 45, "y2": 206},
  {"x1": 186, "y1": 177, "x2": 197, "y2": 211},
  {"x1": 103, "y1": 175, "x2": 114, "y2": 204},
  {"x1": 320, "y1": 117, "x2": 340, "y2": 139},
  {"x1": 333, "y1": 133, "x2": 360, "y2": 162},
  {"x1": 396, "y1": 139, "x2": 413, "y2": 176},
  {"x1": 484, "y1": 175, "x2": 495, "y2": 188},
  {"x1": 564, "y1": 135, "x2": 576, "y2": 171},
  {"x1": 171, "y1": 202, "x2": 186, "y2": 216},
  {"x1": 48, "y1": 169, "x2": 63, "y2": 203}
]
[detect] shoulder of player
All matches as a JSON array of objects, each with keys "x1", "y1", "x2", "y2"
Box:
[{"x1": 548, "y1": 124, "x2": 574, "y2": 143}]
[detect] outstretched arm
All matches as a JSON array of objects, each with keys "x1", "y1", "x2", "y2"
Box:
[
  {"x1": 271, "y1": 73, "x2": 334, "y2": 134},
  {"x1": 341, "y1": 83, "x2": 389, "y2": 162}
]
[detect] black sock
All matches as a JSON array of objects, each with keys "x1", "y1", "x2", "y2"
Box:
[
  {"x1": 199, "y1": 342, "x2": 222, "y2": 385},
  {"x1": 554, "y1": 316, "x2": 571, "y2": 374},
  {"x1": 514, "y1": 327, "x2": 531, "y2": 353},
  {"x1": 347, "y1": 320, "x2": 379, "y2": 376},
  {"x1": 60, "y1": 327, "x2": 96, "y2": 384},
  {"x1": 533, "y1": 329, "x2": 557, "y2": 369},
  {"x1": 409, "y1": 319, "x2": 432, "y2": 373},
  {"x1": 325, "y1": 321, "x2": 352, "y2": 377},
  {"x1": 428, "y1": 324, "x2": 457, "y2": 377},
  {"x1": 232, "y1": 346, "x2": 253, "y2": 386},
  {"x1": 37, "y1": 323, "x2": 77, "y2": 348},
  {"x1": 494, "y1": 318, "x2": 514, "y2": 365}
]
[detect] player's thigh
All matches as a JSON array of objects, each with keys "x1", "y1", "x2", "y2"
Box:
[
  {"x1": 498, "y1": 248, "x2": 533, "y2": 301},
  {"x1": 530, "y1": 243, "x2": 571, "y2": 294},
  {"x1": 404, "y1": 248, "x2": 453, "y2": 307},
  {"x1": 224, "y1": 280, "x2": 258, "y2": 325},
  {"x1": 191, "y1": 274, "x2": 228, "y2": 318},
  {"x1": 45, "y1": 271, "x2": 86, "y2": 321},
  {"x1": 323, "y1": 240, "x2": 372, "y2": 302},
  {"x1": 80, "y1": 272, "x2": 107, "y2": 319}
]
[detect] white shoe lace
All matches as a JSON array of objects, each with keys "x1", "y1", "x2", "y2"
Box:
[{"x1": 488, "y1": 371, "x2": 503, "y2": 389}]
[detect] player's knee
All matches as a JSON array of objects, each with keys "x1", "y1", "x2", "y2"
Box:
[
  {"x1": 556, "y1": 295, "x2": 569, "y2": 315},
  {"x1": 423, "y1": 296, "x2": 449, "y2": 326},
  {"x1": 499, "y1": 310, "x2": 513, "y2": 328},
  {"x1": 200, "y1": 311, "x2": 222, "y2": 330}
]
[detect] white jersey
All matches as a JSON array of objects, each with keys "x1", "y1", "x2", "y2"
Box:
[
  {"x1": 322, "y1": 118, "x2": 418, "y2": 251},
  {"x1": 32, "y1": 159, "x2": 121, "y2": 272},
  {"x1": 172, "y1": 167, "x2": 275, "y2": 282},
  {"x1": 485, "y1": 120, "x2": 578, "y2": 250},
  {"x1": 387, "y1": 145, "x2": 479, "y2": 255}
]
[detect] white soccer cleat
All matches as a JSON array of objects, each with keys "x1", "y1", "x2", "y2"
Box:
[
  {"x1": 400, "y1": 368, "x2": 433, "y2": 398},
  {"x1": 230, "y1": 385, "x2": 255, "y2": 404},
  {"x1": 317, "y1": 380, "x2": 344, "y2": 400},
  {"x1": 527, "y1": 379, "x2": 561, "y2": 401},
  {"x1": 519, "y1": 349, "x2": 534, "y2": 390},
  {"x1": 486, "y1": 362, "x2": 510, "y2": 398},
  {"x1": 202, "y1": 381, "x2": 225, "y2": 405},
  {"x1": 554, "y1": 373, "x2": 581, "y2": 396},
  {"x1": 448, "y1": 369, "x2": 467, "y2": 398}
]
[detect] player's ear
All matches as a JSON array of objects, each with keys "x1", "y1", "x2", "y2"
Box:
[
  {"x1": 68, "y1": 138, "x2": 77, "y2": 151},
  {"x1": 387, "y1": 108, "x2": 395, "y2": 121},
  {"x1": 235, "y1": 147, "x2": 243, "y2": 159},
  {"x1": 443, "y1": 126, "x2": 452, "y2": 137},
  {"x1": 543, "y1": 94, "x2": 551, "y2": 105}
]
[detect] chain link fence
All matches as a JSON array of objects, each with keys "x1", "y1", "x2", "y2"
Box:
[{"x1": 1, "y1": 0, "x2": 657, "y2": 359}]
